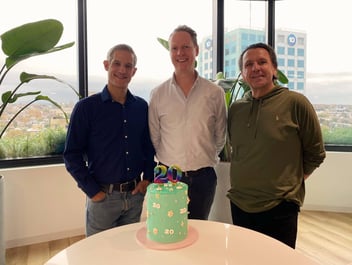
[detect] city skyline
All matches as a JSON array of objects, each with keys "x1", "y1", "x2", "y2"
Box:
[{"x1": 3, "y1": 68, "x2": 352, "y2": 106}]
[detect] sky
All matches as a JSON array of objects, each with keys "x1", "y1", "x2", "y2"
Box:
[{"x1": 1, "y1": 0, "x2": 351, "y2": 104}]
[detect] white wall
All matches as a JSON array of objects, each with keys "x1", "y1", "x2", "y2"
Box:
[
  {"x1": 1, "y1": 151, "x2": 351, "y2": 248},
  {"x1": 210, "y1": 151, "x2": 352, "y2": 223},
  {"x1": 303, "y1": 152, "x2": 352, "y2": 212},
  {"x1": 1, "y1": 165, "x2": 85, "y2": 248}
]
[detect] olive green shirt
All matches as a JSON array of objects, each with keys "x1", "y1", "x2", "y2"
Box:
[{"x1": 227, "y1": 86, "x2": 326, "y2": 213}]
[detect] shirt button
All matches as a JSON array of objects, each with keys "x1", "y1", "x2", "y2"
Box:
[
  {"x1": 125, "y1": 135, "x2": 128, "y2": 139},
  {"x1": 126, "y1": 151, "x2": 129, "y2": 155}
]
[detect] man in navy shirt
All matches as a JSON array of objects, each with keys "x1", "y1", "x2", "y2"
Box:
[{"x1": 64, "y1": 44, "x2": 156, "y2": 236}]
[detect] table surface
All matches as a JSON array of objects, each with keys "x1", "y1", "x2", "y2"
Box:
[{"x1": 45, "y1": 220, "x2": 319, "y2": 265}]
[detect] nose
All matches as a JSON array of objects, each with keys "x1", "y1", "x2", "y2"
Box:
[
  {"x1": 118, "y1": 66, "x2": 127, "y2": 74},
  {"x1": 176, "y1": 48, "x2": 182, "y2": 55},
  {"x1": 175, "y1": 47, "x2": 185, "y2": 55},
  {"x1": 251, "y1": 62, "x2": 260, "y2": 71}
]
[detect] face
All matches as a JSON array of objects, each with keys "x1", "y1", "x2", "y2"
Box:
[
  {"x1": 241, "y1": 47, "x2": 277, "y2": 95},
  {"x1": 169, "y1": 31, "x2": 198, "y2": 73},
  {"x1": 103, "y1": 49, "x2": 137, "y2": 90}
]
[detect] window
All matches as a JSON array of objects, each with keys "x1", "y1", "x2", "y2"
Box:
[
  {"x1": 277, "y1": 34, "x2": 285, "y2": 43},
  {"x1": 297, "y1": 48, "x2": 305, "y2": 57},
  {"x1": 0, "y1": 0, "x2": 78, "y2": 164},
  {"x1": 297, "y1": 60, "x2": 305, "y2": 68},
  {"x1": 297, "y1": 37, "x2": 305, "y2": 45},
  {"x1": 277, "y1": 46, "x2": 285, "y2": 55},
  {"x1": 2, "y1": 0, "x2": 350, "y2": 167},
  {"x1": 276, "y1": 0, "x2": 352, "y2": 148},
  {"x1": 297, "y1": 71, "x2": 305, "y2": 79},
  {"x1": 288, "y1": 47, "x2": 295, "y2": 56},
  {"x1": 224, "y1": 0, "x2": 266, "y2": 77},
  {"x1": 297, "y1": 82, "x2": 305, "y2": 90},
  {"x1": 87, "y1": 0, "x2": 212, "y2": 101},
  {"x1": 287, "y1": 70, "x2": 295, "y2": 79},
  {"x1": 288, "y1": 59, "x2": 295, "y2": 67}
]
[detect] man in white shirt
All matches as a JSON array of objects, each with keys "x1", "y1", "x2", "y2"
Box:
[{"x1": 149, "y1": 25, "x2": 227, "y2": 219}]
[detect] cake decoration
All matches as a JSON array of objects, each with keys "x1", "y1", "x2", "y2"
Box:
[
  {"x1": 154, "y1": 164, "x2": 183, "y2": 183},
  {"x1": 145, "y1": 164, "x2": 189, "y2": 244}
]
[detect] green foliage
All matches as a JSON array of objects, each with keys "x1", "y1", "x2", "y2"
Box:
[
  {"x1": 0, "y1": 128, "x2": 66, "y2": 159},
  {"x1": 157, "y1": 37, "x2": 169, "y2": 51},
  {"x1": 0, "y1": 19, "x2": 79, "y2": 139},
  {"x1": 321, "y1": 127, "x2": 352, "y2": 145}
]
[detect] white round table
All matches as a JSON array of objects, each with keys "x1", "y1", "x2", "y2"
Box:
[{"x1": 45, "y1": 220, "x2": 319, "y2": 265}]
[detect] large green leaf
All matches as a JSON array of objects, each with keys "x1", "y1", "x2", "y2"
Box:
[
  {"x1": 1, "y1": 90, "x2": 40, "y2": 104},
  {"x1": 19, "y1": 72, "x2": 80, "y2": 97},
  {"x1": 5, "y1": 42, "x2": 75, "y2": 69},
  {"x1": 0, "y1": 19, "x2": 63, "y2": 57},
  {"x1": 277, "y1": 69, "x2": 289, "y2": 84},
  {"x1": 34, "y1": 95, "x2": 68, "y2": 123},
  {"x1": 157, "y1": 37, "x2": 169, "y2": 51}
]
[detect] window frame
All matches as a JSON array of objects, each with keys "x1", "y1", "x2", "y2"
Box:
[{"x1": 1, "y1": 0, "x2": 349, "y2": 168}]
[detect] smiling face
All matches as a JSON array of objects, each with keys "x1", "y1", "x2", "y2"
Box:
[
  {"x1": 241, "y1": 47, "x2": 278, "y2": 98},
  {"x1": 168, "y1": 31, "x2": 199, "y2": 74},
  {"x1": 103, "y1": 49, "x2": 137, "y2": 92}
]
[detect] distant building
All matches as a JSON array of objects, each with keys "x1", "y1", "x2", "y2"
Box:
[{"x1": 198, "y1": 28, "x2": 307, "y2": 94}]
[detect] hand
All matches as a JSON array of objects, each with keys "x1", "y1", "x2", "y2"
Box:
[
  {"x1": 91, "y1": 191, "x2": 106, "y2": 202},
  {"x1": 132, "y1": 180, "x2": 150, "y2": 195}
]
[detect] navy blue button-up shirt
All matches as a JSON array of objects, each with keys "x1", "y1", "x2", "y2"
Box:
[{"x1": 63, "y1": 86, "x2": 156, "y2": 198}]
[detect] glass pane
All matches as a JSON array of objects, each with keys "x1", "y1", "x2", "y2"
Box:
[
  {"x1": 0, "y1": 0, "x2": 78, "y2": 159},
  {"x1": 223, "y1": 0, "x2": 267, "y2": 78},
  {"x1": 276, "y1": 0, "x2": 352, "y2": 146},
  {"x1": 87, "y1": 0, "x2": 212, "y2": 101}
]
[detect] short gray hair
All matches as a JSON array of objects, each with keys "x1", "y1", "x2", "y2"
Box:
[{"x1": 106, "y1": 44, "x2": 137, "y2": 66}]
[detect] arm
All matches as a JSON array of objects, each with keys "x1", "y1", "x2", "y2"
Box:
[
  {"x1": 63, "y1": 102, "x2": 101, "y2": 198},
  {"x1": 214, "y1": 88, "x2": 227, "y2": 154},
  {"x1": 148, "y1": 89, "x2": 161, "y2": 153},
  {"x1": 296, "y1": 95, "x2": 326, "y2": 176},
  {"x1": 133, "y1": 101, "x2": 156, "y2": 195}
]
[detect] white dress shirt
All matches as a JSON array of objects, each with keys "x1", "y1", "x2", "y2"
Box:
[{"x1": 148, "y1": 73, "x2": 227, "y2": 171}]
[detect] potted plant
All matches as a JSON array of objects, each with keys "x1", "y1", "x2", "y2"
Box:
[
  {"x1": 0, "y1": 19, "x2": 79, "y2": 139},
  {"x1": 0, "y1": 19, "x2": 78, "y2": 263}
]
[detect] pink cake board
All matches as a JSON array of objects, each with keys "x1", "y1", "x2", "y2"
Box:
[{"x1": 136, "y1": 226, "x2": 198, "y2": 250}]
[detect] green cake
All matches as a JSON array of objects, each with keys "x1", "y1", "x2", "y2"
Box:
[{"x1": 146, "y1": 180, "x2": 189, "y2": 243}]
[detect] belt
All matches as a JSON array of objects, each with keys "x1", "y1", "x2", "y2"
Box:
[
  {"x1": 158, "y1": 162, "x2": 211, "y2": 178},
  {"x1": 101, "y1": 178, "x2": 140, "y2": 193}
]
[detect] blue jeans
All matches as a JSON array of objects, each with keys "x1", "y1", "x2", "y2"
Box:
[
  {"x1": 86, "y1": 191, "x2": 144, "y2": 236},
  {"x1": 180, "y1": 167, "x2": 217, "y2": 220}
]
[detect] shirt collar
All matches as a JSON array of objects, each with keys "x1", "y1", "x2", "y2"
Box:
[
  {"x1": 171, "y1": 70, "x2": 200, "y2": 86},
  {"x1": 101, "y1": 85, "x2": 136, "y2": 104}
]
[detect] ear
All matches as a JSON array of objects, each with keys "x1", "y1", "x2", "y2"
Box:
[
  {"x1": 132, "y1": 67, "x2": 137, "y2": 77},
  {"x1": 273, "y1": 69, "x2": 278, "y2": 80},
  {"x1": 103, "y1": 60, "x2": 109, "y2": 71}
]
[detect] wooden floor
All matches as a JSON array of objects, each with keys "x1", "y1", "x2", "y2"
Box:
[
  {"x1": 6, "y1": 210, "x2": 352, "y2": 265},
  {"x1": 296, "y1": 211, "x2": 352, "y2": 265}
]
